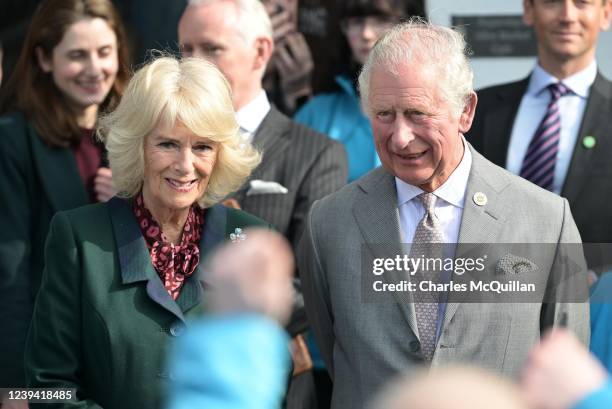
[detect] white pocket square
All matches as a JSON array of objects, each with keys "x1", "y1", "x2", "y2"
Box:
[{"x1": 246, "y1": 180, "x2": 289, "y2": 196}]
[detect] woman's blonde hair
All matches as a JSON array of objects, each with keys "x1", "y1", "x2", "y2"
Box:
[{"x1": 98, "y1": 56, "x2": 261, "y2": 207}]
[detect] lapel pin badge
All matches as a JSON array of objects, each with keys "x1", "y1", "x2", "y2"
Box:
[
  {"x1": 230, "y1": 228, "x2": 247, "y2": 243},
  {"x1": 582, "y1": 135, "x2": 596, "y2": 149},
  {"x1": 473, "y1": 192, "x2": 487, "y2": 206}
]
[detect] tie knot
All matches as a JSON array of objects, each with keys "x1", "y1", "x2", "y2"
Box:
[
  {"x1": 548, "y1": 82, "x2": 572, "y2": 100},
  {"x1": 418, "y1": 192, "x2": 437, "y2": 215}
]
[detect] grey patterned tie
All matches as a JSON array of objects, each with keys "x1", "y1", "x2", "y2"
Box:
[{"x1": 411, "y1": 192, "x2": 443, "y2": 361}]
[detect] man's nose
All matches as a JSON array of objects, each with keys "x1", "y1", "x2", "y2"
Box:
[
  {"x1": 390, "y1": 118, "x2": 415, "y2": 150},
  {"x1": 362, "y1": 24, "x2": 377, "y2": 40},
  {"x1": 559, "y1": 0, "x2": 578, "y2": 22}
]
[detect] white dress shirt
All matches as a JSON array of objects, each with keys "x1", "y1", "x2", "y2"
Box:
[
  {"x1": 235, "y1": 90, "x2": 271, "y2": 143},
  {"x1": 396, "y1": 141, "x2": 472, "y2": 245},
  {"x1": 506, "y1": 61, "x2": 596, "y2": 194}
]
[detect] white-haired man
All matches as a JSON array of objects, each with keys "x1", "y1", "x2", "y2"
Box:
[
  {"x1": 298, "y1": 20, "x2": 589, "y2": 409},
  {"x1": 179, "y1": 0, "x2": 347, "y2": 255}
]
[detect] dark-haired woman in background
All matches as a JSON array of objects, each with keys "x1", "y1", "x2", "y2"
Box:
[
  {"x1": 295, "y1": 0, "x2": 424, "y2": 183},
  {"x1": 0, "y1": 0, "x2": 130, "y2": 391}
]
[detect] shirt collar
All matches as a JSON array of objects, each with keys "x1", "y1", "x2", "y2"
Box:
[
  {"x1": 395, "y1": 138, "x2": 472, "y2": 208},
  {"x1": 236, "y1": 90, "x2": 271, "y2": 134},
  {"x1": 527, "y1": 61, "x2": 597, "y2": 99}
]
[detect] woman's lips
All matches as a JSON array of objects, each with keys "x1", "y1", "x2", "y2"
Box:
[{"x1": 165, "y1": 178, "x2": 197, "y2": 192}]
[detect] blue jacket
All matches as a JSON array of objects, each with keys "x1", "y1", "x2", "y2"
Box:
[
  {"x1": 573, "y1": 381, "x2": 612, "y2": 409},
  {"x1": 590, "y1": 273, "x2": 612, "y2": 371},
  {"x1": 166, "y1": 315, "x2": 291, "y2": 409},
  {"x1": 295, "y1": 75, "x2": 380, "y2": 182}
]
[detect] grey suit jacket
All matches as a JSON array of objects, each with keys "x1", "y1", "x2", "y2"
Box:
[
  {"x1": 298, "y1": 145, "x2": 589, "y2": 409},
  {"x1": 232, "y1": 106, "x2": 348, "y2": 250},
  {"x1": 466, "y1": 73, "x2": 612, "y2": 244}
]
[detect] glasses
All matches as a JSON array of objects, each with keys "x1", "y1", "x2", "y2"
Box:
[{"x1": 341, "y1": 16, "x2": 397, "y2": 36}]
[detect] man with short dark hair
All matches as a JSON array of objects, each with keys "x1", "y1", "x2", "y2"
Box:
[{"x1": 467, "y1": 0, "x2": 612, "y2": 244}]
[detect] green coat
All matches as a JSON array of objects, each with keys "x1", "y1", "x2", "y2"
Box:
[
  {"x1": 25, "y1": 197, "x2": 269, "y2": 409},
  {"x1": 0, "y1": 112, "x2": 90, "y2": 387}
]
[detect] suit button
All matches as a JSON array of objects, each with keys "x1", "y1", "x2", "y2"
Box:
[
  {"x1": 169, "y1": 322, "x2": 185, "y2": 337},
  {"x1": 409, "y1": 340, "x2": 420, "y2": 353}
]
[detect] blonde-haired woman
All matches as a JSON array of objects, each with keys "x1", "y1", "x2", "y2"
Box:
[{"x1": 25, "y1": 56, "x2": 266, "y2": 409}]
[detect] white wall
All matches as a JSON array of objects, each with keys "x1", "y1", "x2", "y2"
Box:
[{"x1": 426, "y1": 0, "x2": 612, "y2": 89}]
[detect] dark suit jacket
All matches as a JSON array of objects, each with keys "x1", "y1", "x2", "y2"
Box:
[
  {"x1": 25, "y1": 198, "x2": 269, "y2": 409},
  {"x1": 0, "y1": 112, "x2": 90, "y2": 387},
  {"x1": 466, "y1": 73, "x2": 612, "y2": 243},
  {"x1": 232, "y1": 107, "x2": 347, "y2": 339},
  {"x1": 231, "y1": 107, "x2": 348, "y2": 251}
]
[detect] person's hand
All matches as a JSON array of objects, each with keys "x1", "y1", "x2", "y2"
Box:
[
  {"x1": 221, "y1": 198, "x2": 241, "y2": 209},
  {"x1": 264, "y1": 0, "x2": 296, "y2": 44},
  {"x1": 274, "y1": 32, "x2": 313, "y2": 98},
  {"x1": 206, "y1": 229, "x2": 295, "y2": 325},
  {"x1": 94, "y1": 167, "x2": 116, "y2": 202},
  {"x1": 521, "y1": 329, "x2": 609, "y2": 409},
  {"x1": 263, "y1": 0, "x2": 312, "y2": 110}
]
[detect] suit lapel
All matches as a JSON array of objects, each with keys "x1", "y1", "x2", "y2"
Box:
[
  {"x1": 353, "y1": 168, "x2": 419, "y2": 337},
  {"x1": 109, "y1": 198, "x2": 234, "y2": 319},
  {"x1": 175, "y1": 205, "x2": 229, "y2": 313},
  {"x1": 457, "y1": 148, "x2": 508, "y2": 243},
  {"x1": 233, "y1": 107, "x2": 292, "y2": 202},
  {"x1": 109, "y1": 197, "x2": 187, "y2": 321},
  {"x1": 30, "y1": 126, "x2": 88, "y2": 211},
  {"x1": 251, "y1": 106, "x2": 291, "y2": 166},
  {"x1": 442, "y1": 147, "x2": 509, "y2": 329},
  {"x1": 482, "y1": 78, "x2": 529, "y2": 167},
  {"x1": 562, "y1": 73, "x2": 612, "y2": 206},
  {"x1": 192, "y1": 204, "x2": 228, "y2": 291}
]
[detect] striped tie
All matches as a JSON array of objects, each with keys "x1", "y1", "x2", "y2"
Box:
[{"x1": 519, "y1": 82, "x2": 572, "y2": 191}]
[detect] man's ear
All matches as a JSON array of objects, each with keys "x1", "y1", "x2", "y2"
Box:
[
  {"x1": 600, "y1": 0, "x2": 612, "y2": 31},
  {"x1": 35, "y1": 46, "x2": 53, "y2": 73},
  {"x1": 459, "y1": 91, "x2": 477, "y2": 134},
  {"x1": 253, "y1": 36, "x2": 274, "y2": 71},
  {"x1": 523, "y1": 0, "x2": 535, "y2": 27}
]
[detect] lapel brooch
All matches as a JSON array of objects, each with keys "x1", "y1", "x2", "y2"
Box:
[
  {"x1": 230, "y1": 227, "x2": 247, "y2": 243},
  {"x1": 582, "y1": 135, "x2": 596, "y2": 149}
]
